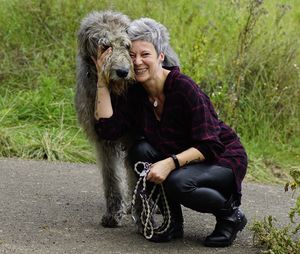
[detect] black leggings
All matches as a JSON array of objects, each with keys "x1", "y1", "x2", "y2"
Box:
[{"x1": 129, "y1": 138, "x2": 236, "y2": 214}]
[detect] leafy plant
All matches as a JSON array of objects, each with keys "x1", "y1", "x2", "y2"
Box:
[{"x1": 252, "y1": 168, "x2": 300, "y2": 253}]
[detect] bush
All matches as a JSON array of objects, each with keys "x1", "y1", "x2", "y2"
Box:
[{"x1": 251, "y1": 168, "x2": 300, "y2": 253}]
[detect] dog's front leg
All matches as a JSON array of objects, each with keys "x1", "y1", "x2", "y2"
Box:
[{"x1": 96, "y1": 141, "x2": 126, "y2": 227}]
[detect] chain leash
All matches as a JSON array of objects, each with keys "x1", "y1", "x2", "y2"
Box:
[{"x1": 131, "y1": 161, "x2": 171, "y2": 240}]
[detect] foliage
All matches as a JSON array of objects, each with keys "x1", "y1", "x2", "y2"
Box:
[
  {"x1": 251, "y1": 168, "x2": 300, "y2": 254},
  {"x1": 252, "y1": 216, "x2": 300, "y2": 254},
  {"x1": 0, "y1": 0, "x2": 299, "y2": 180}
]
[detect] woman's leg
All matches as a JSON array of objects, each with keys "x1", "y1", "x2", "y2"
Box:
[
  {"x1": 164, "y1": 163, "x2": 246, "y2": 247},
  {"x1": 128, "y1": 140, "x2": 246, "y2": 246},
  {"x1": 128, "y1": 138, "x2": 184, "y2": 242},
  {"x1": 164, "y1": 163, "x2": 235, "y2": 213},
  {"x1": 128, "y1": 137, "x2": 162, "y2": 167}
]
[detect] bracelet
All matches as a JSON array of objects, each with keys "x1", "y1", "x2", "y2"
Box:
[
  {"x1": 170, "y1": 154, "x2": 180, "y2": 169},
  {"x1": 97, "y1": 84, "x2": 106, "y2": 88}
]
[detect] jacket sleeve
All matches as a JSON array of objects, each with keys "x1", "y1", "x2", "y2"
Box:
[
  {"x1": 94, "y1": 95, "x2": 131, "y2": 140},
  {"x1": 182, "y1": 82, "x2": 225, "y2": 161}
]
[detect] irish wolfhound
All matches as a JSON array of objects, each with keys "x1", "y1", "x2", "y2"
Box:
[{"x1": 75, "y1": 10, "x2": 180, "y2": 228}]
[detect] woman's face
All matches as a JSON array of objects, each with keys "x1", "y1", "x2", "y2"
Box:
[{"x1": 130, "y1": 40, "x2": 164, "y2": 84}]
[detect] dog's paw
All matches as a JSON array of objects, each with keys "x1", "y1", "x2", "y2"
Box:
[{"x1": 101, "y1": 214, "x2": 121, "y2": 228}]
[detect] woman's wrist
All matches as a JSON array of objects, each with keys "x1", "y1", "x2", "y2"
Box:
[
  {"x1": 94, "y1": 82, "x2": 113, "y2": 120},
  {"x1": 97, "y1": 80, "x2": 106, "y2": 88},
  {"x1": 164, "y1": 157, "x2": 177, "y2": 172},
  {"x1": 170, "y1": 154, "x2": 180, "y2": 169}
]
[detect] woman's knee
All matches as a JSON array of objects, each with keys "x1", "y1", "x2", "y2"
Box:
[
  {"x1": 164, "y1": 164, "x2": 218, "y2": 195},
  {"x1": 164, "y1": 164, "x2": 235, "y2": 210},
  {"x1": 128, "y1": 139, "x2": 161, "y2": 166},
  {"x1": 164, "y1": 169, "x2": 194, "y2": 197},
  {"x1": 183, "y1": 187, "x2": 227, "y2": 212}
]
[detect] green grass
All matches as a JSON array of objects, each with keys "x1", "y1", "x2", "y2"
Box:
[{"x1": 0, "y1": 0, "x2": 299, "y2": 183}]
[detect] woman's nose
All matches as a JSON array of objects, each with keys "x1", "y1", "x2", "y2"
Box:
[{"x1": 133, "y1": 55, "x2": 142, "y2": 65}]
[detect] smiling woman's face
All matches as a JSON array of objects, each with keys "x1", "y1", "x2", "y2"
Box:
[{"x1": 130, "y1": 40, "x2": 164, "y2": 84}]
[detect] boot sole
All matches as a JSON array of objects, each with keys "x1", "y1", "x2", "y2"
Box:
[{"x1": 204, "y1": 215, "x2": 248, "y2": 247}]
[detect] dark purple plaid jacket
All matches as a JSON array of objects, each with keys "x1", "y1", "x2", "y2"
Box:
[{"x1": 95, "y1": 67, "x2": 247, "y2": 195}]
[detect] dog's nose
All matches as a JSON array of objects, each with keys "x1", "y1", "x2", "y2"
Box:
[{"x1": 116, "y1": 68, "x2": 129, "y2": 78}]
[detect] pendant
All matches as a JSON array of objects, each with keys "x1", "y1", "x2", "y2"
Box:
[{"x1": 153, "y1": 100, "x2": 158, "y2": 108}]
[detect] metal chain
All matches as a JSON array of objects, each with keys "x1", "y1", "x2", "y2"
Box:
[{"x1": 131, "y1": 161, "x2": 171, "y2": 240}]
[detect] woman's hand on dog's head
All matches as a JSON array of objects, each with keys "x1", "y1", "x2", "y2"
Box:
[{"x1": 91, "y1": 47, "x2": 112, "y2": 74}]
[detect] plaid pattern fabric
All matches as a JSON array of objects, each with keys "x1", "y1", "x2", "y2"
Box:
[{"x1": 95, "y1": 67, "x2": 247, "y2": 194}]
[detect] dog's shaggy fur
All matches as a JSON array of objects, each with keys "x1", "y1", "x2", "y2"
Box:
[
  {"x1": 75, "y1": 10, "x2": 180, "y2": 228},
  {"x1": 75, "y1": 10, "x2": 135, "y2": 227}
]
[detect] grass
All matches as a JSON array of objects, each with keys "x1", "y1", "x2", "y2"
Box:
[
  {"x1": 0, "y1": 0, "x2": 299, "y2": 183},
  {"x1": 0, "y1": 84, "x2": 94, "y2": 162}
]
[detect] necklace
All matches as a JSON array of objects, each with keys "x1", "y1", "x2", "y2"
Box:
[{"x1": 149, "y1": 97, "x2": 159, "y2": 108}]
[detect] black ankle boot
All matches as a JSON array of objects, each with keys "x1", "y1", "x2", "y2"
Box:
[
  {"x1": 149, "y1": 220, "x2": 183, "y2": 242},
  {"x1": 149, "y1": 202, "x2": 184, "y2": 243},
  {"x1": 204, "y1": 208, "x2": 247, "y2": 247}
]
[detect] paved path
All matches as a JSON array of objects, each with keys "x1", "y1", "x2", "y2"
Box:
[{"x1": 0, "y1": 158, "x2": 297, "y2": 253}]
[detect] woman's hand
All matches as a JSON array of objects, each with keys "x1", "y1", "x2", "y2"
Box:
[
  {"x1": 91, "y1": 47, "x2": 112, "y2": 82},
  {"x1": 93, "y1": 47, "x2": 113, "y2": 120},
  {"x1": 146, "y1": 158, "x2": 174, "y2": 184}
]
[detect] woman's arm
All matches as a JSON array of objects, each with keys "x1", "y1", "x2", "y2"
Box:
[
  {"x1": 176, "y1": 147, "x2": 205, "y2": 166},
  {"x1": 94, "y1": 85, "x2": 113, "y2": 119},
  {"x1": 92, "y1": 47, "x2": 113, "y2": 120},
  {"x1": 92, "y1": 47, "x2": 131, "y2": 140},
  {"x1": 146, "y1": 147, "x2": 205, "y2": 184}
]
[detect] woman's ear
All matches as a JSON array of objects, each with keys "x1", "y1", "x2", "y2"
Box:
[{"x1": 158, "y1": 52, "x2": 165, "y2": 63}]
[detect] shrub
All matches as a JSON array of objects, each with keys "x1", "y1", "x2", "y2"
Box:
[{"x1": 251, "y1": 168, "x2": 300, "y2": 253}]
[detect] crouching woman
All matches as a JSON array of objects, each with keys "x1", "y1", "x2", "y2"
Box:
[{"x1": 93, "y1": 17, "x2": 248, "y2": 247}]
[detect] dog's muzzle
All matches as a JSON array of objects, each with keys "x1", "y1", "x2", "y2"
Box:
[{"x1": 116, "y1": 68, "x2": 130, "y2": 78}]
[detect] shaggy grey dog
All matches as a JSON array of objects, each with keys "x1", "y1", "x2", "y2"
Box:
[
  {"x1": 75, "y1": 10, "x2": 180, "y2": 228},
  {"x1": 75, "y1": 10, "x2": 134, "y2": 228}
]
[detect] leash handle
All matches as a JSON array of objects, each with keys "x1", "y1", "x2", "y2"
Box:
[
  {"x1": 131, "y1": 161, "x2": 172, "y2": 240},
  {"x1": 131, "y1": 161, "x2": 151, "y2": 223},
  {"x1": 134, "y1": 161, "x2": 151, "y2": 176}
]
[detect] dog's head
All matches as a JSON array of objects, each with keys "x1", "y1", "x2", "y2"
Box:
[{"x1": 78, "y1": 11, "x2": 134, "y2": 95}]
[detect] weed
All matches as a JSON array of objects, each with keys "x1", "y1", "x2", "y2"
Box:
[{"x1": 251, "y1": 167, "x2": 300, "y2": 253}]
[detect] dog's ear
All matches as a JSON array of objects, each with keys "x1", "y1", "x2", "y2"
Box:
[{"x1": 78, "y1": 27, "x2": 98, "y2": 58}]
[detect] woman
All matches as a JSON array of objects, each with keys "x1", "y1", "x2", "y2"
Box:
[{"x1": 93, "y1": 18, "x2": 248, "y2": 247}]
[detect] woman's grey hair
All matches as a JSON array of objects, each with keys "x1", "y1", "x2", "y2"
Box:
[{"x1": 127, "y1": 18, "x2": 180, "y2": 67}]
